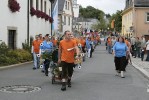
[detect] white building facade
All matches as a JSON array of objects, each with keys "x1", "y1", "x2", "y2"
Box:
[
  {"x1": 58, "y1": 0, "x2": 73, "y2": 34},
  {"x1": 0, "y1": 0, "x2": 52, "y2": 49}
]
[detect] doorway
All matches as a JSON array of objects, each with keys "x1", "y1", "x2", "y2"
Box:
[{"x1": 8, "y1": 30, "x2": 16, "y2": 49}]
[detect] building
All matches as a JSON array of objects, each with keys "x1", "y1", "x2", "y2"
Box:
[
  {"x1": 122, "y1": 0, "x2": 149, "y2": 38},
  {"x1": 0, "y1": 0, "x2": 52, "y2": 49},
  {"x1": 73, "y1": 18, "x2": 99, "y2": 32},
  {"x1": 58, "y1": 0, "x2": 73, "y2": 34},
  {"x1": 72, "y1": 0, "x2": 77, "y2": 5}
]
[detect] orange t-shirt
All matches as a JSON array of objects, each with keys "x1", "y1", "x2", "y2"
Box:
[
  {"x1": 107, "y1": 38, "x2": 112, "y2": 45},
  {"x1": 59, "y1": 39, "x2": 77, "y2": 63},
  {"x1": 80, "y1": 39, "x2": 86, "y2": 47},
  {"x1": 52, "y1": 40, "x2": 57, "y2": 46},
  {"x1": 125, "y1": 40, "x2": 129, "y2": 47},
  {"x1": 74, "y1": 38, "x2": 79, "y2": 45},
  {"x1": 32, "y1": 40, "x2": 42, "y2": 53}
]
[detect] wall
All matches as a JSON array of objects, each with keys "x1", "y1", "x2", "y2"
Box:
[
  {"x1": 0, "y1": 0, "x2": 52, "y2": 48},
  {"x1": 135, "y1": 8, "x2": 149, "y2": 37},
  {"x1": 29, "y1": 0, "x2": 51, "y2": 38},
  {"x1": 0, "y1": 0, "x2": 27, "y2": 48}
]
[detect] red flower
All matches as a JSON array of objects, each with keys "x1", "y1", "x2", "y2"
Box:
[
  {"x1": 36, "y1": 10, "x2": 42, "y2": 18},
  {"x1": 49, "y1": 17, "x2": 54, "y2": 23},
  {"x1": 8, "y1": 0, "x2": 20, "y2": 12},
  {"x1": 45, "y1": 14, "x2": 49, "y2": 21},
  {"x1": 30, "y1": 7, "x2": 36, "y2": 16}
]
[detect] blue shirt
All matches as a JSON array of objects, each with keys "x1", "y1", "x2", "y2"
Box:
[
  {"x1": 113, "y1": 42, "x2": 128, "y2": 57},
  {"x1": 86, "y1": 39, "x2": 92, "y2": 49},
  {"x1": 40, "y1": 40, "x2": 53, "y2": 53}
]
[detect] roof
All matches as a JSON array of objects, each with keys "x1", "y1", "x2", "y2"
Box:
[
  {"x1": 58, "y1": 0, "x2": 65, "y2": 13},
  {"x1": 52, "y1": 0, "x2": 65, "y2": 14},
  {"x1": 134, "y1": 0, "x2": 149, "y2": 7}
]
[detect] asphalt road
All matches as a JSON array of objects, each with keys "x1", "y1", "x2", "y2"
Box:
[{"x1": 0, "y1": 44, "x2": 149, "y2": 100}]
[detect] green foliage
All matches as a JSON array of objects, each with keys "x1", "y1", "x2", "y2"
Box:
[
  {"x1": 42, "y1": 52, "x2": 52, "y2": 60},
  {"x1": 22, "y1": 40, "x2": 31, "y2": 53},
  {"x1": 0, "y1": 42, "x2": 9, "y2": 56},
  {"x1": 0, "y1": 42, "x2": 32, "y2": 66},
  {"x1": 109, "y1": 10, "x2": 123, "y2": 32},
  {"x1": 6, "y1": 49, "x2": 32, "y2": 63},
  {"x1": 79, "y1": 6, "x2": 105, "y2": 21}
]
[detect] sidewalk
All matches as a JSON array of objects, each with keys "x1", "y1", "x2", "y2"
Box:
[
  {"x1": 0, "y1": 61, "x2": 33, "y2": 70},
  {"x1": 131, "y1": 56, "x2": 149, "y2": 79}
]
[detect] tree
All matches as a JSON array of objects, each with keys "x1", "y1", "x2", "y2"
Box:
[
  {"x1": 79, "y1": 6, "x2": 105, "y2": 21},
  {"x1": 109, "y1": 10, "x2": 123, "y2": 32}
]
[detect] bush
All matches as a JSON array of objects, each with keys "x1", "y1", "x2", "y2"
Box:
[
  {"x1": 0, "y1": 55, "x2": 19, "y2": 66},
  {"x1": 0, "y1": 42, "x2": 32, "y2": 66},
  {"x1": 6, "y1": 49, "x2": 32, "y2": 63},
  {"x1": 22, "y1": 40, "x2": 31, "y2": 53},
  {"x1": 0, "y1": 42, "x2": 9, "y2": 55}
]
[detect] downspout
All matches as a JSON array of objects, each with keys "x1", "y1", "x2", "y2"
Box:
[
  {"x1": 27, "y1": 0, "x2": 30, "y2": 45},
  {"x1": 51, "y1": 1, "x2": 53, "y2": 36}
]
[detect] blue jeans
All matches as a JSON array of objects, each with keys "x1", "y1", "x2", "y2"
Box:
[
  {"x1": 33, "y1": 52, "x2": 40, "y2": 69},
  {"x1": 107, "y1": 45, "x2": 112, "y2": 54}
]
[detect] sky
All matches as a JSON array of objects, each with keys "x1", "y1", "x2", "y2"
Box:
[{"x1": 77, "y1": 0, "x2": 125, "y2": 15}]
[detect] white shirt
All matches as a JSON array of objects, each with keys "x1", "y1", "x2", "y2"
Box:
[{"x1": 146, "y1": 41, "x2": 149, "y2": 50}]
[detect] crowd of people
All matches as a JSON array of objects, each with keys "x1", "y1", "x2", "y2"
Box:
[
  {"x1": 106, "y1": 35, "x2": 149, "y2": 78},
  {"x1": 31, "y1": 31, "x2": 101, "y2": 91}
]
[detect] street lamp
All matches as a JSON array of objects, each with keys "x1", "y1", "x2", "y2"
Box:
[{"x1": 49, "y1": 0, "x2": 55, "y2": 36}]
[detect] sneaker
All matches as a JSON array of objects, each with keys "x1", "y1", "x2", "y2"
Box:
[
  {"x1": 121, "y1": 71, "x2": 125, "y2": 78},
  {"x1": 61, "y1": 85, "x2": 66, "y2": 91},
  {"x1": 32, "y1": 67, "x2": 36, "y2": 70}
]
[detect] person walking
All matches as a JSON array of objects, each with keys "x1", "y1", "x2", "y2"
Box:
[
  {"x1": 31, "y1": 35, "x2": 42, "y2": 70},
  {"x1": 58, "y1": 31, "x2": 80, "y2": 91},
  {"x1": 40, "y1": 34, "x2": 53, "y2": 76},
  {"x1": 107, "y1": 36, "x2": 112, "y2": 54},
  {"x1": 113, "y1": 37, "x2": 128, "y2": 78},
  {"x1": 135, "y1": 37, "x2": 141, "y2": 58},
  {"x1": 140, "y1": 36, "x2": 146, "y2": 61},
  {"x1": 130, "y1": 37, "x2": 136, "y2": 57},
  {"x1": 86, "y1": 37, "x2": 92, "y2": 58},
  {"x1": 145, "y1": 39, "x2": 149, "y2": 61}
]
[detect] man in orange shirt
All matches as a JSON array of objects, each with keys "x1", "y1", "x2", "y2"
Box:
[
  {"x1": 58, "y1": 31, "x2": 80, "y2": 91},
  {"x1": 80, "y1": 36, "x2": 86, "y2": 53},
  {"x1": 51, "y1": 36, "x2": 57, "y2": 47},
  {"x1": 31, "y1": 35, "x2": 42, "y2": 70}
]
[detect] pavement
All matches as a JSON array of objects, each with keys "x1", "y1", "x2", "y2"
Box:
[
  {"x1": 0, "y1": 43, "x2": 149, "y2": 100},
  {"x1": 131, "y1": 55, "x2": 149, "y2": 80}
]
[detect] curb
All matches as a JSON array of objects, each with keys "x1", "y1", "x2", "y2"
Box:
[
  {"x1": 131, "y1": 62, "x2": 149, "y2": 80},
  {"x1": 0, "y1": 61, "x2": 33, "y2": 70}
]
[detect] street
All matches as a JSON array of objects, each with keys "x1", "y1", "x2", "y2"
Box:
[{"x1": 0, "y1": 44, "x2": 149, "y2": 100}]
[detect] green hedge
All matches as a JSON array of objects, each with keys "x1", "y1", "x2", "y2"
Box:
[{"x1": 0, "y1": 42, "x2": 32, "y2": 67}]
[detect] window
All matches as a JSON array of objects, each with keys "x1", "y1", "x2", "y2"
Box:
[
  {"x1": 8, "y1": 30, "x2": 16, "y2": 49},
  {"x1": 68, "y1": 17, "x2": 70, "y2": 25},
  {"x1": 146, "y1": 13, "x2": 149, "y2": 22},
  {"x1": 41, "y1": 0, "x2": 43, "y2": 11},
  {"x1": 36, "y1": 0, "x2": 39, "y2": 10},
  {"x1": 64, "y1": 16, "x2": 66, "y2": 25},
  {"x1": 30, "y1": 0, "x2": 33, "y2": 8},
  {"x1": 65, "y1": 1, "x2": 67, "y2": 10},
  {"x1": 68, "y1": 2, "x2": 69, "y2": 10},
  {"x1": 44, "y1": 1, "x2": 46, "y2": 13}
]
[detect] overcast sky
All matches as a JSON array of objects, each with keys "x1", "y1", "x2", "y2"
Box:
[{"x1": 77, "y1": 0, "x2": 125, "y2": 15}]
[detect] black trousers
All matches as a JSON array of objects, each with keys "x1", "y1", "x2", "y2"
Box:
[
  {"x1": 114, "y1": 56, "x2": 126, "y2": 71},
  {"x1": 44, "y1": 59, "x2": 50, "y2": 75},
  {"x1": 61, "y1": 61, "x2": 74, "y2": 79}
]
